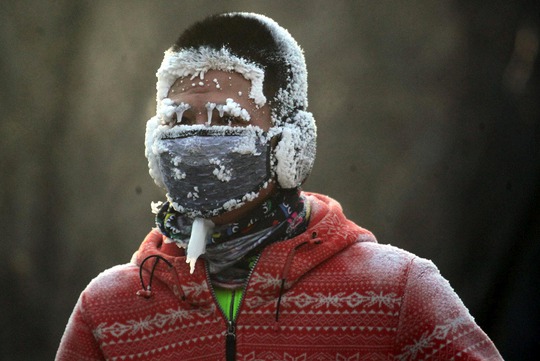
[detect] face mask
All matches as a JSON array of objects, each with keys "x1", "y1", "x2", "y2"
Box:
[{"x1": 156, "y1": 126, "x2": 272, "y2": 218}]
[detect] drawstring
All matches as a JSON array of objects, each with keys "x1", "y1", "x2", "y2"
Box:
[
  {"x1": 275, "y1": 232, "x2": 322, "y2": 323},
  {"x1": 137, "y1": 255, "x2": 186, "y2": 301}
]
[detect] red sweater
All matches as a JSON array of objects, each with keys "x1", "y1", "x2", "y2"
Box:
[{"x1": 56, "y1": 193, "x2": 502, "y2": 360}]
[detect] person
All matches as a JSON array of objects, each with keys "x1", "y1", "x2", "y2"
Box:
[{"x1": 56, "y1": 12, "x2": 503, "y2": 361}]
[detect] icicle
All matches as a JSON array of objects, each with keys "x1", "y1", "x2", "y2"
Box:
[
  {"x1": 175, "y1": 103, "x2": 190, "y2": 125},
  {"x1": 216, "y1": 104, "x2": 225, "y2": 118},
  {"x1": 205, "y1": 102, "x2": 216, "y2": 125},
  {"x1": 186, "y1": 218, "x2": 215, "y2": 274}
]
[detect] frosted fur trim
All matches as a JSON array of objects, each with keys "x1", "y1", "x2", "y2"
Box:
[
  {"x1": 274, "y1": 111, "x2": 317, "y2": 188},
  {"x1": 156, "y1": 47, "x2": 266, "y2": 107},
  {"x1": 145, "y1": 116, "x2": 165, "y2": 188}
]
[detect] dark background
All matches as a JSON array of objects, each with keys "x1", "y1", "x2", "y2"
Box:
[{"x1": 1, "y1": 1, "x2": 538, "y2": 360}]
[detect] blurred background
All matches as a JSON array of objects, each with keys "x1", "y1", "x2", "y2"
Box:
[{"x1": 1, "y1": 0, "x2": 538, "y2": 360}]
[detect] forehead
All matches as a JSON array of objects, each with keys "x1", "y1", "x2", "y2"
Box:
[{"x1": 168, "y1": 70, "x2": 251, "y2": 96}]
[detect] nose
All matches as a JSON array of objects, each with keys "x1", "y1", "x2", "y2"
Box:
[
  {"x1": 193, "y1": 111, "x2": 208, "y2": 125},
  {"x1": 180, "y1": 109, "x2": 209, "y2": 126}
]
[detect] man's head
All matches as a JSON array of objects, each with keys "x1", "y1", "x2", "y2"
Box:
[{"x1": 145, "y1": 12, "x2": 316, "y2": 219}]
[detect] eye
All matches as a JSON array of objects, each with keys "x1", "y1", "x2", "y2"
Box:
[
  {"x1": 167, "y1": 113, "x2": 183, "y2": 126},
  {"x1": 168, "y1": 113, "x2": 193, "y2": 126},
  {"x1": 166, "y1": 103, "x2": 191, "y2": 126},
  {"x1": 168, "y1": 112, "x2": 178, "y2": 126},
  {"x1": 168, "y1": 105, "x2": 193, "y2": 126},
  {"x1": 215, "y1": 115, "x2": 243, "y2": 126}
]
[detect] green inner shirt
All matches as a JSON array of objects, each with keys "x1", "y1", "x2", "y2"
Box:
[
  {"x1": 212, "y1": 256, "x2": 258, "y2": 321},
  {"x1": 214, "y1": 287, "x2": 244, "y2": 321}
]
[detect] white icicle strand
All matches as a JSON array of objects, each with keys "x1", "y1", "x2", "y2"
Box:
[{"x1": 186, "y1": 218, "x2": 215, "y2": 274}]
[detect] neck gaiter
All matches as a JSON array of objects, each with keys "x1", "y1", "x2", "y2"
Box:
[{"x1": 155, "y1": 189, "x2": 310, "y2": 288}]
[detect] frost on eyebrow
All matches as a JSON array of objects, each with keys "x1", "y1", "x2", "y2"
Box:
[
  {"x1": 204, "y1": 99, "x2": 251, "y2": 126},
  {"x1": 219, "y1": 98, "x2": 251, "y2": 121},
  {"x1": 158, "y1": 98, "x2": 190, "y2": 125},
  {"x1": 158, "y1": 98, "x2": 177, "y2": 120}
]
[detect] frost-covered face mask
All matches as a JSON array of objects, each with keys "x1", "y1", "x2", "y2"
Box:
[{"x1": 156, "y1": 126, "x2": 272, "y2": 218}]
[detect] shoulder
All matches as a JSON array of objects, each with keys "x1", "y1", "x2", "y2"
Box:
[
  {"x1": 334, "y1": 242, "x2": 471, "y2": 322},
  {"x1": 78, "y1": 263, "x2": 141, "y2": 313},
  {"x1": 85, "y1": 263, "x2": 140, "y2": 294},
  {"x1": 328, "y1": 241, "x2": 419, "y2": 277},
  {"x1": 314, "y1": 241, "x2": 448, "y2": 296},
  {"x1": 346, "y1": 242, "x2": 418, "y2": 267}
]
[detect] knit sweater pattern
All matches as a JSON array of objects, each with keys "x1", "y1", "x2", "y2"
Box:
[{"x1": 56, "y1": 193, "x2": 503, "y2": 360}]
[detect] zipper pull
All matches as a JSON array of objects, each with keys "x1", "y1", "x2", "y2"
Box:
[
  {"x1": 226, "y1": 320, "x2": 236, "y2": 360},
  {"x1": 227, "y1": 320, "x2": 236, "y2": 338}
]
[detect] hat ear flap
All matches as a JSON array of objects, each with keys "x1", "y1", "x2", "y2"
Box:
[
  {"x1": 145, "y1": 115, "x2": 167, "y2": 189},
  {"x1": 274, "y1": 110, "x2": 317, "y2": 189}
]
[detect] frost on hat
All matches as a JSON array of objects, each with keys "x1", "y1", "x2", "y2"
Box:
[{"x1": 145, "y1": 12, "x2": 317, "y2": 190}]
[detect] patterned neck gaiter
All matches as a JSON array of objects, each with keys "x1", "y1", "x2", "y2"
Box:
[{"x1": 155, "y1": 189, "x2": 310, "y2": 288}]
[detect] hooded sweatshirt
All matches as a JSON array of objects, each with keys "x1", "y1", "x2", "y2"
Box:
[{"x1": 56, "y1": 193, "x2": 502, "y2": 360}]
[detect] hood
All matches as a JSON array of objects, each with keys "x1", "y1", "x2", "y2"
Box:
[{"x1": 132, "y1": 192, "x2": 376, "y2": 308}]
